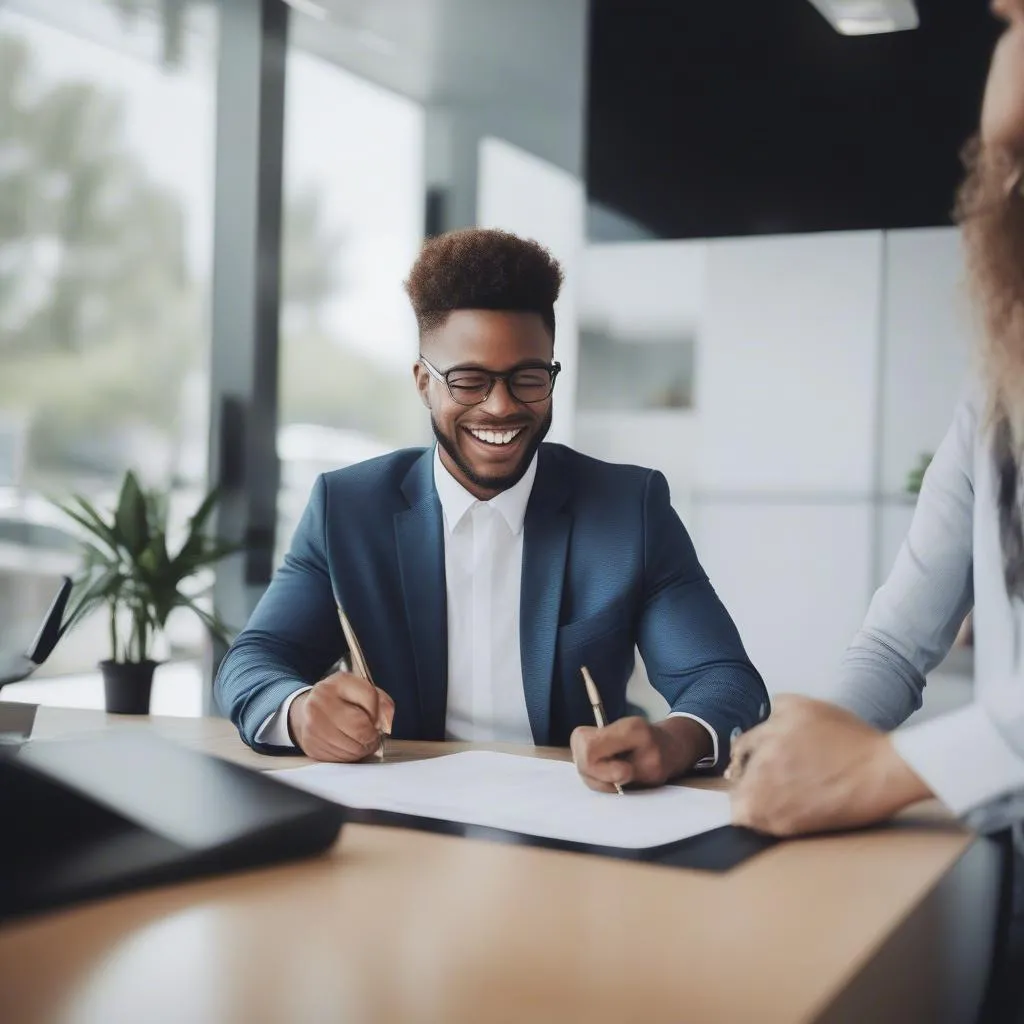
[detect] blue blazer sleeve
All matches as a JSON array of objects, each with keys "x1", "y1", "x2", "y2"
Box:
[
  {"x1": 636, "y1": 470, "x2": 769, "y2": 768},
  {"x1": 215, "y1": 476, "x2": 343, "y2": 749}
]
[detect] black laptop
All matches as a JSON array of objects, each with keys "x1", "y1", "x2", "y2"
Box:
[{"x1": 0, "y1": 729, "x2": 347, "y2": 921}]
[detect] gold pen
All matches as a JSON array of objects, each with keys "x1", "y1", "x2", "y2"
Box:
[
  {"x1": 337, "y1": 606, "x2": 387, "y2": 761},
  {"x1": 581, "y1": 665, "x2": 624, "y2": 795}
]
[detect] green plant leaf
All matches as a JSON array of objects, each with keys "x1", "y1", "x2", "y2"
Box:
[
  {"x1": 81, "y1": 539, "x2": 117, "y2": 569},
  {"x1": 153, "y1": 595, "x2": 178, "y2": 630},
  {"x1": 188, "y1": 487, "x2": 221, "y2": 535},
  {"x1": 71, "y1": 495, "x2": 122, "y2": 547},
  {"x1": 54, "y1": 498, "x2": 120, "y2": 557},
  {"x1": 170, "y1": 536, "x2": 241, "y2": 586},
  {"x1": 137, "y1": 530, "x2": 170, "y2": 579},
  {"x1": 178, "y1": 537, "x2": 242, "y2": 573},
  {"x1": 114, "y1": 471, "x2": 149, "y2": 556},
  {"x1": 135, "y1": 539, "x2": 177, "y2": 627},
  {"x1": 148, "y1": 573, "x2": 180, "y2": 630},
  {"x1": 175, "y1": 488, "x2": 229, "y2": 568},
  {"x1": 179, "y1": 595, "x2": 234, "y2": 645},
  {"x1": 63, "y1": 567, "x2": 127, "y2": 634},
  {"x1": 145, "y1": 488, "x2": 169, "y2": 534}
]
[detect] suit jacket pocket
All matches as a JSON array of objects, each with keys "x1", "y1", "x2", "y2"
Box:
[
  {"x1": 556, "y1": 603, "x2": 636, "y2": 722},
  {"x1": 557, "y1": 600, "x2": 634, "y2": 650}
]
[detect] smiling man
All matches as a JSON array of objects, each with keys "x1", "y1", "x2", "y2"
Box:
[{"x1": 216, "y1": 228, "x2": 768, "y2": 789}]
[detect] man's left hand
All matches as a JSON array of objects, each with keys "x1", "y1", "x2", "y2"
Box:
[
  {"x1": 728, "y1": 695, "x2": 932, "y2": 836},
  {"x1": 570, "y1": 716, "x2": 712, "y2": 792}
]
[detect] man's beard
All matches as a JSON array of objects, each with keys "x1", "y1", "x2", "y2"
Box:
[
  {"x1": 956, "y1": 136, "x2": 1024, "y2": 441},
  {"x1": 432, "y1": 406, "x2": 553, "y2": 493}
]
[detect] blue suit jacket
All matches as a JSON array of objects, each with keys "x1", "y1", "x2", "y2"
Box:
[{"x1": 216, "y1": 444, "x2": 768, "y2": 764}]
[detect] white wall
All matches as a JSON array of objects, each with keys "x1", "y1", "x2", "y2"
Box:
[
  {"x1": 574, "y1": 240, "x2": 704, "y2": 516},
  {"x1": 691, "y1": 231, "x2": 884, "y2": 693},
  {"x1": 577, "y1": 226, "x2": 975, "y2": 702},
  {"x1": 580, "y1": 241, "x2": 706, "y2": 341},
  {"x1": 696, "y1": 232, "x2": 882, "y2": 496},
  {"x1": 477, "y1": 137, "x2": 584, "y2": 446},
  {"x1": 693, "y1": 501, "x2": 875, "y2": 694},
  {"x1": 878, "y1": 228, "x2": 974, "y2": 496}
]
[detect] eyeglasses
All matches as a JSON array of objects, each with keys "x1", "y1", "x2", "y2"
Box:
[{"x1": 419, "y1": 355, "x2": 560, "y2": 406}]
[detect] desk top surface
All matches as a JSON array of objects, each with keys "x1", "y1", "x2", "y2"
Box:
[{"x1": 0, "y1": 706, "x2": 975, "y2": 1024}]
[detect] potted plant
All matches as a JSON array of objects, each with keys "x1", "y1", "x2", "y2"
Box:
[{"x1": 54, "y1": 471, "x2": 238, "y2": 714}]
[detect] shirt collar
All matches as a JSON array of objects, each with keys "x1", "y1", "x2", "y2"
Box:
[{"x1": 432, "y1": 445, "x2": 538, "y2": 536}]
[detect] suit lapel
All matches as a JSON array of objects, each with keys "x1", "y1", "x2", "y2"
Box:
[
  {"x1": 520, "y1": 447, "x2": 572, "y2": 744},
  {"x1": 395, "y1": 450, "x2": 448, "y2": 739}
]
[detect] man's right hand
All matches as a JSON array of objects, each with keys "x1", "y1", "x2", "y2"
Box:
[{"x1": 287, "y1": 671, "x2": 395, "y2": 762}]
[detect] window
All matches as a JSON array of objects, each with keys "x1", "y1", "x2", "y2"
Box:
[
  {"x1": 0, "y1": 0, "x2": 216, "y2": 707},
  {"x1": 277, "y1": 46, "x2": 426, "y2": 562}
]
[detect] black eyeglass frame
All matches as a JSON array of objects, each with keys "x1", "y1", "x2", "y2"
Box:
[{"x1": 419, "y1": 354, "x2": 561, "y2": 406}]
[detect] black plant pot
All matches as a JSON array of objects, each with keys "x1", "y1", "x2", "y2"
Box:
[{"x1": 100, "y1": 659, "x2": 159, "y2": 715}]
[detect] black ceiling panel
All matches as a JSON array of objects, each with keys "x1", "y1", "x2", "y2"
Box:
[{"x1": 586, "y1": 0, "x2": 1002, "y2": 238}]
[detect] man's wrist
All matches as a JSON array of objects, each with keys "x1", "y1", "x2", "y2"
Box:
[
  {"x1": 653, "y1": 716, "x2": 714, "y2": 781},
  {"x1": 287, "y1": 690, "x2": 311, "y2": 749}
]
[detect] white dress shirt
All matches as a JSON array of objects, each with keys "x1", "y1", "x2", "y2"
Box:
[
  {"x1": 434, "y1": 446, "x2": 535, "y2": 743},
  {"x1": 256, "y1": 446, "x2": 718, "y2": 763}
]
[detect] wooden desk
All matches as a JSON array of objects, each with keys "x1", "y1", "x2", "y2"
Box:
[{"x1": 0, "y1": 707, "x2": 1002, "y2": 1024}]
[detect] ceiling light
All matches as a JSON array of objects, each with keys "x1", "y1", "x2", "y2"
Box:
[
  {"x1": 836, "y1": 16, "x2": 897, "y2": 34},
  {"x1": 806, "y1": 0, "x2": 919, "y2": 36}
]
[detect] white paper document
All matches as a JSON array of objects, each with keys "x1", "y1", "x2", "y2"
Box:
[{"x1": 270, "y1": 751, "x2": 730, "y2": 850}]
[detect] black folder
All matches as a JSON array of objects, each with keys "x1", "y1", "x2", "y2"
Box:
[
  {"x1": 0, "y1": 730, "x2": 347, "y2": 922},
  {"x1": 338, "y1": 805, "x2": 775, "y2": 872}
]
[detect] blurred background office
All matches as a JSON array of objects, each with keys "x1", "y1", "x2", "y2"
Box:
[{"x1": 0, "y1": 0, "x2": 995, "y2": 725}]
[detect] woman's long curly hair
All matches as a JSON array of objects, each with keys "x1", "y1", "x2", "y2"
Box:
[{"x1": 957, "y1": 136, "x2": 1024, "y2": 596}]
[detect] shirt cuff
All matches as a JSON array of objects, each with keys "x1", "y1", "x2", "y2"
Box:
[
  {"x1": 892, "y1": 701, "x2": 1024, "y2": 817},
  {"x1": 667, "y1": 711, "x2": 719, "y2": 769},
  {"x1": 254, "y1": 685, "x2": 313, "y2": 749}
]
